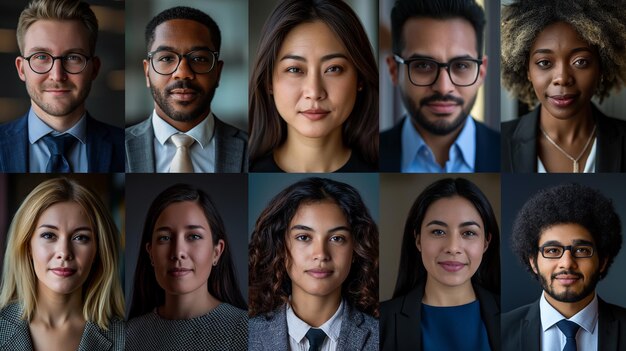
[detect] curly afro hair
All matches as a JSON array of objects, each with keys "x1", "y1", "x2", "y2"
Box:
[
  {"x1": 511, "y1": 183, "x2": 622, "y2": 280},
  {"x1": 501, "y1": 0, "x2": 626, "y2": 106}
]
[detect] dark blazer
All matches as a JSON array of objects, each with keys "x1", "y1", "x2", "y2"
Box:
[
  {"x1": 0, "y1": 303, "x2": 125, "y2": 351},
  {"x1": 501, "y1": 104, "x2": 626, "y2": 172},
  {"x1": 379, "y1": 117, "x2": 500, "y2": 172},
  {"x1": 125, "y1": 115, "x2": 248, "y2": 173},
  {"x1": 0, "y1": 113, "x2": 124, "y2": 173},
  {"x1": 380, "y1": 282, "x2": 500, "y2": 351},
  {"x1": 249, "y1": 303, "x2": 379, "y2": 351},
  {"x1": 501, "y1": 297, "x2": 626, "y2": 351}
]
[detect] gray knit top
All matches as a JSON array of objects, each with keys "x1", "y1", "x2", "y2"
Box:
[{"x1": 125, "y1": 303, "x2": 247, "y2": 351}]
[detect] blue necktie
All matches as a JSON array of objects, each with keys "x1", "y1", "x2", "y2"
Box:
[
  {"x1": 42, "y1": 134, "x2": 77, "y2": 173},
  {"x1": 557, "y1": 319, "x2": 580, "y2": 351},
  {"x1": 305, "y1": 328, "x2": 327, "y2": 351}
]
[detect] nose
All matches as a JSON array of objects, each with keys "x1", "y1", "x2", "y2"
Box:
[
  {"x1": 557, "y1": 249, "x2": 578, "y2": 270},
  {"x1": 303, "y1": 72, "x2": 326, "y2": 100},
  {"x1": 444, "y1": 234, "x2": 462, "y2": 254},
  {"x1": 172, "y1": 56, "x2": 195, "y2": 80},
  {"x1": 311, "y1": 238, "x2": 330, "y2": 261},
  {"x1": 552, "y1": 62, "x2": 574, "y2": 86},
  {"x1": 431, "y1": 66, "x2": 455, "y2": 95},
  {"x1": 48, "y1": 58, "x2": 67, "y2": 82},
  {"x1": 169, "y1": 236, "x2": 188, "y2": 260},
  {"x1": 55, "y1": 238, "x2": 73, "y2": 261}
]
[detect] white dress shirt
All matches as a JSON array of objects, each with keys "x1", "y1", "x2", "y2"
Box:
[
  {"x1": 286, "y1": 300, "x2": 344, "y2": 351},
  {"x1": 539, "y1": 291, "x2": 599, "y2": 351}
]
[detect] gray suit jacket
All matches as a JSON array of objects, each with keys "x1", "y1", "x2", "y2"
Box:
[
  {"x1": 125, "y1": 115, "x2": 248, "y2": 173},
  {"x1": 249, "y1": 303, "x2": 379, "y2": 351},
  {"x1": 0, "y1": 303, "x2": 125, "y2": 351}
]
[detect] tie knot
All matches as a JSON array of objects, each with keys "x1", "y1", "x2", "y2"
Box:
[
  {"x1": 557, "y1": 319, "x2": 580, "y2": 338},
  {"x1": 305, "y1": 328, "x2": 327, "y2": 351},
  {"x1": 170, "y1": 133, "x2": 194, "y2": 148},
  {"x1": 42, "y1": 133, "x2": 77, "y2": 155}
]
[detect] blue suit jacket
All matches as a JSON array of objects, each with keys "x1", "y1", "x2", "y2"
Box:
[
  {"x1": 379, "y1": 117, "x2": 500, "y2": 172},
  {"x1": 0, "y1": 113, "x2": 124, "y2": 173}
]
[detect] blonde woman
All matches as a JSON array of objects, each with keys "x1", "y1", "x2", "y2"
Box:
[{"x1": 0, "y1": 178, "x2": 125, "y2": 351}]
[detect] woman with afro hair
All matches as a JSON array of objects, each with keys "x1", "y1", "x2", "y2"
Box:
[{"x1": 501, "y1": 0, "x2": 626, "y2": 173}]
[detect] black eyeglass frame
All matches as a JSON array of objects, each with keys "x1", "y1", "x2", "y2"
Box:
[
  {"x1": 21, "y1": 52, "x2": 92, "y2": 74},
  {"x1": 393, "y1": 54, "x2": 483, "y2": 87},
  {"x1": 147, "y1": 49, "x2": 220, "y2": 75},
  {"x1": 538, "y1": 244, "x2": 595, "y2": 259}
]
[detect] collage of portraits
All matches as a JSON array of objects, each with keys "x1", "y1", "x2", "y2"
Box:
[{"x1": 0, "y1": 0, "x2": 625, "y2": 350}]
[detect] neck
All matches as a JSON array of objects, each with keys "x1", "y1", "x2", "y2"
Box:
[
  {"x1": 274, "y1": 129, "x2": 350, "y2": 172},
  {"x1": 155, "y1": 108, "x2": 209, "y2": 133},
  {"x1": 544, "y1": 290, "x2": 595, "y2": 319},
  {"x1": 32, "y1": 102, "x2": 84, "y2": 133},
  {"x1": 539, "y1": 104, "x2": 594, "y2": 143},
  {"x1": 33, "y1": 285, "x2": 84, "y2": 326},
  {"x1": 159, "y1": 285, "x2": 219, "y2": 320},
  {"x1": 290, "y1": 289, "x2": 341, "y2": 327},
  {"x1": 412, "y1": 119, "x2": 464, "y2": 168},
  {"x1": 422, "y1": 277, "x2": 476, "y2": 306}
]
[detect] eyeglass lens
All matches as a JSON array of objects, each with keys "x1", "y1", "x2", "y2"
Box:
[
  {"x1": 28, "y1": 52, "x2": 88, "y2": 74},
  {"x1": 541, "y1": 245, "x2": 594, "y2": 258},
  {"x1": 408, "y1": 58, "x2": 479, "y2": 86},
  {"x1": 151, "y1": 50, "x2": 216, "y2": 75}
]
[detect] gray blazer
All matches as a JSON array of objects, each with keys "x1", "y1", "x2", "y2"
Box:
[
  {"x1": 0, "y1": 303, "x2": 125, "y2": 351},
  {"x1": 249, "y1": 303, "x2": 379, "y2": 351},
  {"x1": 125, "y1": 115, "x2": 248, "y2": 173}
]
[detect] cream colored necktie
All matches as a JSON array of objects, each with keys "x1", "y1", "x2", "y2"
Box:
[{"x1": 169, "y1": 133, "x2": 195, "y2": 173}]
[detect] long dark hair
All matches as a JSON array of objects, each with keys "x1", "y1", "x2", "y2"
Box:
[
  {"x1": 128, "y1": 184, "x2": 246, "y2": 319},
  {"x1": 393, "y1": 178, "x2": 500, "y2": 298},
  {"x1": 249, "y1": 177, "x2": 379, "y2": 317},
  {"x1": 249, "y1": 0, "x2": 379, "y2": 167}
]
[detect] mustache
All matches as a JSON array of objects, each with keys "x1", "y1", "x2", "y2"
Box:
[
  {"x1": 551, "y1": 270, "x2": 584, "y2": 280},
  {"x1": 166, "y1": 81, "x2": 202, "y2": 94},
  {"x1": 419, "y1": 93, "x2": 464, "y2": 107},
  {"x1": 42, "y1": 83, "x2": 74, "y2": 90}
]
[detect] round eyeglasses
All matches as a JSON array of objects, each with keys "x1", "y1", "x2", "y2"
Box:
[
  {"x1": 147, "y1": 49, "x2": 219, "y2": 75},
  {"x1": 394, "y1": 54, "x2": 482, "y2": 87},
  {"x1": 538, "y1": 244, "x2": 595, "y2": 259},
  {"x1": 22, "y1": 52, "x2": 92, "y2": 74}
]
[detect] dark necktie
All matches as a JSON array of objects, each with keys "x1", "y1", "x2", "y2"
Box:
[
  {"x1": 305, "y1": 328, "x2": 327, "y2": 351},
  {"x1": 42, "y1": 134, "x2": 77, "y2": 173},
  {"x1": 557, "y1": 319, "x2": 580, "y2": 351}
]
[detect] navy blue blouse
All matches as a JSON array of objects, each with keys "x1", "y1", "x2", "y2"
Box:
[{"x1": 421, "y1": 300, "x2": 491, "y2": 351}]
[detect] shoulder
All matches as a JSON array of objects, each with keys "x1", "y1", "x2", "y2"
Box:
[
  {"x1": 87, "y1": 115, "x2": 123, "y2": 136},
  {"x1": 0, "y1": 302, "x2": 23, "y2": 322},
  {"x1": 502, "y1": 301, "x2": 535, "y2": 325},
  {"x1": 250, "y1": 153, "x2": 282, "y2": 172},
  {"x1": 0, "y1": 115, "x2": 28, "y2": 135},
  {"x1": 474, "y1": 119, "x2": 500, "y2": 139},
  {"x1": 599, "y1": 298, "x2": 626, "y2": 321},
  {"x1": 214, "y1": 116, "x2": 248, "y2": 141},
  {"x1": 125, "y1": 118, "x2": 152, "y2": 138},
  {"x1": 380, "y1": 294, "x2": 408, "y2": 317},
  {"x1": 249, "y1": 306, "x2": 288, "y2": 350},
  {"x1": 380, "y1": 120, "x2": 404, "y2": 146}
]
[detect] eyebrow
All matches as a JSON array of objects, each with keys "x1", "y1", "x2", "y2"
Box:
[
  {"x1": 289, "y1": 224, "x2": 351, "y2": 233},
  {"x1": 26, "y1": 47, "x2": 89, "y2": 55},
  {"x1": 151, "y1": 45, "x2": 213, "y2": 53},
  {"x1": 425, "y1": 220, "x2": 481, "y2": 228},
  {"x1": 38, "y1": 224, "x2": 92, "y2": 232},
  {"x1": 279, "y1": 53, "x2": 348, "y2": 62},
  {"x1": 541, "y1": 239, "x2": 594, "y2": 246},
  {"x1": 154, "y1": 225, "x2": 206, "y2": 232},
  {"x1": 531, "y1": 47, "x2": 593, "y2": 56},
  {"x1": 406, "y1": 54, "x2": 476, "y2": 61}
]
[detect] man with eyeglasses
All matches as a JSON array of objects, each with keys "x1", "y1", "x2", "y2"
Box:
[
  {"x1": 380, "y1": 0, "x2": 499, "y2": 172},
  {"x1": 503, "y1": 183, "x2": 626, "y2": 351},
  {"x1": 0, "y1": 0, "x2": 124, "y2": 173},
  {"x1": 125, "y1": 6, "x2": 247, "y2": 173}
]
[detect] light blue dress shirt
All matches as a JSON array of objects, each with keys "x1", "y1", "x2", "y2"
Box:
[
  {"x1": 539, "y1": 292, "x2": 598, "y2": 351},
  {"x1": 401, "y1": 115, "x2": 476, "y2": 173},
  {"x1": 28, "y1": 108, "x2": 88, "y2": 172},
  {"x1": 152, "y1": 110, "x2": 216, "y2": 173},
  {"x1": 286, "y1": 299, "x2": 344, "y2": 351}
]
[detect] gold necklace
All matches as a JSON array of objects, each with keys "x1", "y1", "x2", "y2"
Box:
[{"x1": 539, "y1": 125, "x2": 597, "y2": 173}]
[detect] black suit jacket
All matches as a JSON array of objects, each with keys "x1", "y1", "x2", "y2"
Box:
[
  {"x1": 502, "y1": 297, "x2": 626, "y2": 351},
  {"x1": 380, "y1": 282, "x2": 500, "y2": 351},
  {"x1": 379, "y1": 117, "x2": 500, "y2": 172},
  {"x1": 501, "y1": 104, "x2": 626, "y2": 172}
]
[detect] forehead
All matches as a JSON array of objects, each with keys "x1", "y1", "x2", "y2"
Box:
[
  {"x1": 22, "y1": 19, "x2": 91, "y2": 54},
  {"x1": 423, "y1": 196, "x2": 482, "y2": 224},
  {"x1": 530, "y1": 21, "x2": 591, "y2": 52},
  {"x1": 538, "y1": 223, "x2": 595, "y2": 245},
  {"x1": 278, "y1": 21, "x2": 347, "y2": 56},
  {"x1": 156, "y1": 201, "x2": 208, "y2": 224},
  {"x1": 401, "y1": 17, "x2": 478, "y2": 59},
  {"x1": 151, "y1": 19, "x2": 214, "y2": 51}
]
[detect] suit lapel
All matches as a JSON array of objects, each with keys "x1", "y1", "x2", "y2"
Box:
[
  {"x1": 77, "y1": 322, "x2": 112, "y2": 351},
  {"x1": 475, "y1": 285, "x2": 500, "y2": 351},
  {"x1": 85, "y1": 115, "x2": 112, "y2": 173},
  {"x1": 520, "y1": 301, "x2": 541, "y2": 351},
  {"x1": 595, "y1": 107, "x2": 623, "y2": 172},
  {"x1": 126, "y1": 118, "x2": 156, "y2": 172},
  {"x1": 336, "y1": 304, "x2": 371, "y2": 351},
  {"x1": 261, "y1": 306, "x2": 290, "y2": 351},
  {"x1": 598, "y1": 298, "x2": 619, "y2": 351},
  {"x1": 510, "y1": 109, "x2": 539, "y2": 172},
  {"x1": 0, "y1": 115, "x2": 29, "y2": 172},
  {"x1": 394, "y1": 286, "x2": 424, "y2": 351},
  {"x1": 214, "y1": 117, "x2": 246, "y2": 172}
]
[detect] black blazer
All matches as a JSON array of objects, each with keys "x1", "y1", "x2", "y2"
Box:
[
  {"x1": 501, "y1": 297, "x2": 626, "y2": 351},
  {"x1": 379, "y1": 117, "x2": 500, "y2": 172},
  {"x1": 501, "y1": 104, "x2": 626, "y2": 172},
  {"x1": 380, "y1": 282, "x2": 500, "y2": 351}
]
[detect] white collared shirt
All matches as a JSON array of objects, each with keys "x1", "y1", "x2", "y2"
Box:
[
  {"x1": 539, "y1": 291, "x2": 599, "y2": 351},
  {"x1": 151, "y1": 110, "x2": 216, "y2": 172},
  {"x1": 286, "y1": 300, "x2": 344, "y2": 351}
]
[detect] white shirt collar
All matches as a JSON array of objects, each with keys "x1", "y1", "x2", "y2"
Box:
[
  {"x1": 151, "y1": 110, "x2": 215, "y2": 148},
  {"x1": 286, "y1": 299, "x2": 344, "y2": 345},
  {"x1": 540, "y1": 291, "x2": 599, "y2": 334}
]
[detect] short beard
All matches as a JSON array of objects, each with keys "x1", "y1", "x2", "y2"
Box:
[
  {"x1": 150, "y1": 80, "x2": 215, "y2": 122},
  {"x1": 534, "y1": 259, "x2": 600, "y2": 303},
  {"x1": 28, "y1": 81, "x2": 89, "y2": 117},
  {"x1": 403, "y1": 92, "x2": 476, "y2": 136}
]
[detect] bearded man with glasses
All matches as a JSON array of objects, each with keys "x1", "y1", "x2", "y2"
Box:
[
  {"x1": 125, "y1": 6, "x2": 247, "y2": 173},
  {"x1": 380, "y1": 0, "x2": 499, "y2": 173},
  {"x1": 0, "y1": 0, "x2": 124, "y2": 173}
]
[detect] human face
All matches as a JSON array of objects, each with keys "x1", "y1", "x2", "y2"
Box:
[
  {"x1": 387, "y1": 18, "x2": 487, "y2": 136},
  {"x1": 147, "y1": 201, "x2": 224, "y2": 297},
  {"x1": 286, "y1": 201, "x2": 353, "y2": 302},
  {"x1": 16, "y1": 20, "x2": 100, "y2": 122},
  {"x1": 528, "y1": 22, "x2": 600, "y2": 120},
  {"x1": 30, "y1": 202, "x2": 96, "y2": 296},
  {"x1": 144, "y1": 19, "x2": 223, "y2": 129},
  {"x1": 272, "y1": 21, "x2": 358, "y2": 141},
  {"x1": 417, "y1": 196, "x2": 489, "y2": 290},
  {"x1": 530, "y1": 223, "x2": 606, "y2": 304}
]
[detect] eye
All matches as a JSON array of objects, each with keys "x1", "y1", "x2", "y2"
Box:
[
  {"x1": 32, "y1": 53, "x2": 51, "y2": 61},
  {"x1": 286, "y1": 66, "x2": 303, "y2": 74},
  {"x1": 574, "y1": 246, "x2": 593, "y2": 255},
  {"x1": 295, "y1": 234, "x2": 311, "y2": 241},
  {"x1": 156, "y1": 235, "x2": 171, "y2": 242},
  {"x1": 462, "y1": 231, "x2": 477, "y2": 238},
  {"x1": 72, "y1": 234, "x2": 91, "y2": 242},
  {"x1": 431, "y1": 229, "x2": 445, "y2": 236},
  {"x1": 190, "y1": 55, "x2": 210, "y2": 63},
  {"x1": 65, "y1": 54, "x2": 84, "y2": 62},
  {"x1": 412, "y1": 60, "x2": 436, "y2": 72},
  {"x1": 40, "y1": 232, "x2": 56, "y2": 240},
  {"x1": 536, "y1": 59, "x2": 552, "y2": 69},
  {"x1": 325, "y1": 65, "x2": 343, "y2": 74},
  {"x1": 187, "y1": 233, "x2": 202, "y2": 240},
  {"x1": 329, "y1": 235, "x2": 347, "y2": 243},
  {"x1": 157, "y1": 54, "x2": 176, "y2": 63},
  {"x1": 451, "y1": 61, "x2": 470, "y2": 71},
  {"x1": 573, "y1": 58, "x2": 589, "y2": 68}
]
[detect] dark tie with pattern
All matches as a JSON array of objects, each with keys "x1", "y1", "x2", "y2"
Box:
[
  {"x1": 305, "y1": 328, "x2": 327, "y2": 351},
  {"x1": 42, "y1": 134, "x2": 77, "y2": 173},
  {"x1": 557, "y1": 319, "x2": 580, "y2": 351}
]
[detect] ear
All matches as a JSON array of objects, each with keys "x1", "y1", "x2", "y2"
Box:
[
  {"x1": 212, "y1": 60, "x2": 224, "y2": 89},
  {"x1": 16, "y1": 56, "x2": 26, "y2": 82},
  {"x1": 90, "y1": 56, "x2": 101, "y2": 80},
  {"x1": 414, "y1": 230, "x2": 421, "y2": 252},
  {"x1": 477, "y1": 55, "x2": 488, "y2": 85},
  {"x1": 212, "y1": 239, "x2": 225, "y2": 265},
  {"x1": 529, "y1": 256, "x2": 538, "y2": 275},
  {"x1": 483, "y1": 232, "x2": 491, "y2": 253},
  {"x1": 145, "y1": 242, "x2": 153, "y2": 264},
  {"x1": 599, "y1": 257, "x2": 609, "y2": 275},
  {"x1": 143, "y1": 59, "x2": 151, "y2": 88},
  {"x1": 386, "y1": 55, "x2": 399, "y2": 85}
]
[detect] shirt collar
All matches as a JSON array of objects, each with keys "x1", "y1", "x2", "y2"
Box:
[
  {"x1": 151, "y1": 110, "x2": 215, "y2": 148},
  {"x1": 540, "y1": 291, "x2": 599, "y2": 334},
  {"x1": 28, "y1": 107, "x2": 87, "y2": 144},
  {"x1": 286, "y1": 299, "x2": 344, "y2": 344}
]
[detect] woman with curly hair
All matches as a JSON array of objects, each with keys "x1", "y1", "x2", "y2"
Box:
[
  {"x1": 380, "y1": 178, "x2": 500, "y2": 351},
  {"x1": 248, "y1": 177, "x2": 379, "y2": 350},
  {"x1": 501, "y1": 0, "x2": 626, "y2": 172}
]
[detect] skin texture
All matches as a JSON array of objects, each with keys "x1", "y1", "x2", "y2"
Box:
[
  {"x1": 416, "y1": 196, "x2": 490, "y2": 306},
  {"x1": 15, "y1": 20, "x2": 100, "y2": 132},
  {"x1": 143, "y1": 19, "x2": 223, "y2": 132},
  {"x1": 530, "y1": 223, "x2": 607, "y2": 318},
  {"x1": 286, "y1": 201, "x2": 353, "y2": 326}
]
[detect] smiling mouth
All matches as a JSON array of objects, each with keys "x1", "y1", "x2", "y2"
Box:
[
  {"x1": 306, "y1": 269, "x2": 333, "y2": 278},
  {"x1": 438, "y1": 261, "x2": 467, "y2": 272},
  {"x1": 50, "y1": 268, "x2": 77, "y2": 277},
  {"x1": 424, "y1": 102, "x2": 459, "y2": 115},
  {"x1": 547, "y1": 94, "x2": 578, "y2": 108},
  {"x1": 300, "y1": 109, "x2": 330, "y2": 121},
  {"x1": 169, "y1": 89, "x2": 198, "y2": 102},
  {"x1": 553, "y1": 274, "x2": 582, "y2": 286}
]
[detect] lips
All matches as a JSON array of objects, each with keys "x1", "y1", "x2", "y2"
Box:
[
  {"x1": 169, "y1": 89, "x2": 198, "y2": 102},
  {"x1": 50, "y1": 268, "x2": 77, "y2": 277},
  {"x1": 438, "y1": 261, "x2": 467, "y2": 272},
  {"x1": 168, "y1": 268, "x2": 193, "y2": 277},
  {"x1": 306, "y1": 268, "x2": 333, "y2": 278},
  {"x1": 424, "y1": 101, "x2": 459, "y2": 115},
  {"x1": 553, "y1": 273, "x2": 582, "y2": 286},
  {"x1": 547, "y1": 94, "x2": 578, "y2": 108},
  {"x1": 300, "y1": 109, "x2": 330, "y2": 121}
]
